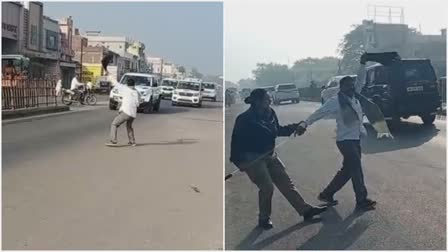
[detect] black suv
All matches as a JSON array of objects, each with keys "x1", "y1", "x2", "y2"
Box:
[{"x1": 361, "y1": 52, "x2": 442, "y2": 126}]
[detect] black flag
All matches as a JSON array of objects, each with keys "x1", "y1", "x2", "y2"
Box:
[{"x1": 101, "y1": 53, "x2": 114, "y2": 73}]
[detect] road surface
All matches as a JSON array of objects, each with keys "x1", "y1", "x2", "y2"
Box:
[
  {"x1": 225, "y1": 101, "x2": 446, "y2": 250},
  {"x1": 3, "y1": 100, "x2": 223, "y2": 250}
]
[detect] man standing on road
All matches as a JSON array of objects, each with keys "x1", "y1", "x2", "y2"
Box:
[
  {"x1": 230, "y1": 89, "x2": 327, "y2": 230},
  {"x1": 296, "y1": 53, "x2": 377, "y2": 211},
  {"x1": 108, "y1": 78, "x2": 140, "y2": 146}
]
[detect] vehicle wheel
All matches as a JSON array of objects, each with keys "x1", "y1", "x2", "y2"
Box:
[
  {"x1": 62, "y1": 93, "x2": 73, "y2": 105},
  {"x1": 172, "y1": 102, "x2": 177, "y2": 106},
  {"x1": 143, "y1": 102, "x2": 153, "y2": 114},
  {"x1": 212, "y1": 97, "x2": 216, "y2": 102},
  {"x1": 86, "y1": 95, "x2": 97, "y2": 105},
  {"x1": 109, "y1": 102, "x2": 117, "y2": 110},
  {"x1": 197, "y1": 102, "x2": 202, "y2": 108},
  {"x1": 296, "y1": 98, "x2": 300, "y2": 103},
  {"x1": 321, "y1": 98, "x2": 325, "y2": 104},
  {"x1": 421, "y1": 114, "x2": 436, "y2": 125},
  {"x1": 153, "y1": 98, "x2": 161, "y2": 112}
]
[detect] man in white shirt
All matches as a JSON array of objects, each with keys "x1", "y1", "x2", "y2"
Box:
[
  {"x1": 296, "y1": 54, "x2": 377, "y2": 211},
  {"x1": 70, "y1": 74, "x2": 85, "y2": 102},
  {"x1": 108, "y1": 78, "x2": 140, "y2": 146}
]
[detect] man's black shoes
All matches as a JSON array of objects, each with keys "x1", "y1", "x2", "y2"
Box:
[
  {"x1": 258, "y1": 218, "x2": 274, "y2": 230},
  {"x1": 303, "y1": 206, "x2": 328, "y2": 221},
  {"x1": 318, "y1": 193, "x2": 339, "y2": 206},
  {"x1": 356, "y1": 199, "x2": 377, "y2": 211}
]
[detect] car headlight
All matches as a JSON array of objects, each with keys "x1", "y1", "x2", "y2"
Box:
[
  {"x1": 193, "y1": 93, "x2": 199, "y2": 97},
  {"x1": 141, "y1": 91, "x2": 149, "y2": 96},
  {"x1": 173, "y1": 91, "x2": 179, "y2": 95},
  {"x1": 112, "y1": 89, "x2": 119, "y2": 94}
]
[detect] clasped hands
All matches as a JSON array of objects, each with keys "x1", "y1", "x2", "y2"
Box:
[{"x1": 285, "y1": 121, "x2": 308, "y2": 137}]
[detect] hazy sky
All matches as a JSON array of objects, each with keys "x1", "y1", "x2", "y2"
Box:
[
  {"x1": 45, "y1": 2, "x2": 223, "y2": 75},
  {"x1": 225, "y1": 0, "x2": 447, "y2": 82}
]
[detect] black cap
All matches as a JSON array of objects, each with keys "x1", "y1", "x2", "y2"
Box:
[{"x1": 244, "y1": 88, "x2": 268, "y2": 104}]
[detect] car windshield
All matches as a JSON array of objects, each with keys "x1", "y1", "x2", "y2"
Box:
[
  {"x1": 204, "y1": 83, "x2": 215, "y2": 89},
  {"x1": 402, "y1": 61, "x2": 437, "y2": 82},
  {"x1": 178, "y1": 82, "x2": 200, "y2": 91},
  {"x1": 121, "y1": 75, "x2": 152, "y2": 86},
  {"x1": 277, "y1": 84, "x2": 296, "y2": 90},
  {"x1": 162, "y1": 80, "x2": 177, "y2": 87}
]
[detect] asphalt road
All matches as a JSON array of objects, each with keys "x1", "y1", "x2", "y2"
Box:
[
  {"x1": 3, "y1": 100, "x2": 223, "y2": 250},
  {"x1": 225, "y1": 101, "x2": 446, "y2": 250}
]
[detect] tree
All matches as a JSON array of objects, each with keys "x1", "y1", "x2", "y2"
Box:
[
  {"x1": 338, "y1": 24, "x2": 365, "y2": 74},
  {"x1": 191, "y1": 67, "x2": 203, "y2": 79},
  {"x1": 178, "y1": 66, "x2": 186, "y2": 74},
  {"x1": 238, "y1": 78, "x2": 256, "y2": 88},
  {"x1": 252, "y1": 63, "x2": 294, "y2": 86},
  {"x1": 291, "y1": 57, "x2": 339, "y2": 87}
]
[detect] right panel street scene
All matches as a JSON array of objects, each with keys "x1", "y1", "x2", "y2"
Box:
[
  {"x1": 2, "y1": 2, "x2": 223, "y2": 250},
  {"x1": 225, "y1": 1, "x2": 446, "y2": 250}
]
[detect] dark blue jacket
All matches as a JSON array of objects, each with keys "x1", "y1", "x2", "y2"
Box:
[{"x1": 230, "y1": 107, "x2": 295, "y2": 169}]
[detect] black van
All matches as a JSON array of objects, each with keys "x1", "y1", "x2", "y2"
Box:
[{"x1": 361, "y1": 53, "x2": 441, "y2": 126}]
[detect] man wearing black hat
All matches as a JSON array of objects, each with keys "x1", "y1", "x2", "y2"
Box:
[{"x1": 230, "y1": 88, "x2": 327, "y2": 230}]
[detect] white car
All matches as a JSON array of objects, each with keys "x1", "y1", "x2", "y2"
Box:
[
  {"x1": 321, "y1": 75, "x2": 357, "y2": 104},
  {"x1": 161, "y1": 78, "x2": 178, "y2": 100},
  {"x1": 202, "y1": 82, "x2": 217, "y2": 102},
  {"x1": 109, "y1": 73, "x2": 162, "y2": 113},
  {"x1": 172, "y1": 79, "x2": 203, "y2": 107}
]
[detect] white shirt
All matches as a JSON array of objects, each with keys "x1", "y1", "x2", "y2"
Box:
[
  {"x1": 70, "y1": 77, "x2": 82, "y2": 90},
  {"x1": 304, "y1": 64, "x2": 367, "y2": 141},
  {"x1": 119, "y1": 85, "x2": 140, "y2": 118},
  {"x1": 55, "y1": 80, "x2": 62, "y2": 96}
]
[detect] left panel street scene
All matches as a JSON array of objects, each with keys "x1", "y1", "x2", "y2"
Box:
[{"x1": 2, "y1": 2, "x2": 223, "y2": 250}]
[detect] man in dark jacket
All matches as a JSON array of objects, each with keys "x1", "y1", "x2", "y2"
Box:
[{"x1": 230, "y1": 88, "x2": 327, "y2": 230}]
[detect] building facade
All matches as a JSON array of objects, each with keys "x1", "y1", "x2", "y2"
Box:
[
  {"x1": 363, "y1": 20, "x2": 447, "y2": 77},
  {"x1": 2, "y1": 2, "x2": 23, "y2": 54}
]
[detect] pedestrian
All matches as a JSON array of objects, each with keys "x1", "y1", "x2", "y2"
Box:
[
  {"x1": 230, "y1": 88, "x2": 327, "y2": 230},
  {"x1": 55, "y1": 79, "x2": 62, "y2": 97},
  {"x1": 3, "y1": 60, "x2": 17, "y2": 80},
  {"x1": 107, "y1": 78, "x2": 140, "y2": 147},
  {"x1": 295, "y1": 53, "x2": 377, "y2": 211}
]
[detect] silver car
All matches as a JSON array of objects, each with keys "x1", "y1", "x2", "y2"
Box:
[{"x1": 273, "y1": 83, "x2": 300, "y2": 105}]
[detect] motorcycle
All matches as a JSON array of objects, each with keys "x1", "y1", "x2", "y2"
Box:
[{"x1": 62, "y1": 85, "x2": 97, "y2": 106}]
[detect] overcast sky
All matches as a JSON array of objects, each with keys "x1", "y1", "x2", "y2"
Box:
[
  {"x1": 44, "y1": 2, "x2": 223, "y2": 76},
  {"x1": 225, "y1": 0, "x2": 447, "y2": 82}
]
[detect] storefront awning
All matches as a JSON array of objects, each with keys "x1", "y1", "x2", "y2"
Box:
[{"x1": 60, "y1": 62, "x2": 77, "y2": 68}]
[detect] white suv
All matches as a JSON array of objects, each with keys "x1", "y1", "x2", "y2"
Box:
[
  {"x1": 321, "y1": 75, "x2": 357, "y2": 104},
  {"x1": 202, "y1": 82, "x2": 217, "y2": 102},
  {"x1": 172, "y1": 79, "x2": 203, "y2": 107},
  {"x1": 109, "y1": 73, "x2": 162, "y2": 113}
]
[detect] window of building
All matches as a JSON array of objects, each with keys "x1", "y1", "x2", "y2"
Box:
[
  {"x1": 30, "y1": 25, "x2": 38, "y2": 45},
  {"x1": 46, "y1": 30, "x2": 59, "y2": 50}
]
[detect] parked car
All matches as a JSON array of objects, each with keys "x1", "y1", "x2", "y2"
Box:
[
  {"x1": 272, "y1": 83, "x2": 300, "y2": 105},
  {"x1": 109, "y1": 73, "x2": 162, "y2": 114},
  {"x1": 361, "y1": 55, "x2": 441, "y2": 126},
  {"x1": 202, "y1": 82, "x2": 218, "y2": 102},
  {"x1": 172, "y1": 79, "x2": 204, "y2": 107},
  {"x1": 160, "y1": 78, "x2": 178, "y2": 99},
  {"x1": 321, "y1": 75, "x2": 357, "y2": 104}
]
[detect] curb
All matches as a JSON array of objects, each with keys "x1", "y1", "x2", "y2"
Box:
[
  {"x1": 2, "y1": 104, "x2": 106, "y2": 125},
  {"x1": 2, "y1": 106, "x2": 70, "y2": 120}
]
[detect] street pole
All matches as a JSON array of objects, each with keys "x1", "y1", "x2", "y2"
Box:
[
  {"x1": 80, "y1": 39, "x2": 84, "y2": 81},
  {"x1": 160, "y1": 58, "x2": 164, "y2": 79}
]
